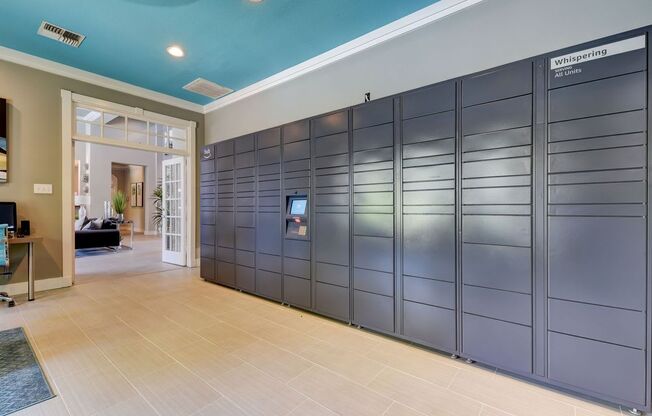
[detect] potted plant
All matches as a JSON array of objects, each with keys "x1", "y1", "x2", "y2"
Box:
[
  {"x1": 112, "y1": 190, "x2": 127, "y2": 222},
  {"x1": 151, "y1": 184, "x2": 164, "y2": 233}
]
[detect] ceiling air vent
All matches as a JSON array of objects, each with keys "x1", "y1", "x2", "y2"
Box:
[
  {"x1": 183, "y1": 78, "x2": 233, "y2": 99},
  {"x1": 37, "y1": 21, "x2": 86, "y2": 48}
]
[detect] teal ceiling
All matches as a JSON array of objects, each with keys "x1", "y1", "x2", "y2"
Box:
[{"x1": 0, "y1": 0, "x2": 439, "y2": 105}]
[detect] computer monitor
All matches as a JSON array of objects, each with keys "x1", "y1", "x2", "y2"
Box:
[{"x1": 0, "y1": 202, "x2": 16, "y2": 231}]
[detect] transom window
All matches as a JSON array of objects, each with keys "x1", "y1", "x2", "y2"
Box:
[{"x1": 75, "y1": 106, "x2": 187, "y2": 152}]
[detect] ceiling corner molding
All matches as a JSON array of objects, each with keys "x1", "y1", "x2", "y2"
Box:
[
  {"x1": 203, "y1": 0, "x2": 484, "y2": 114},
  {"x1": 0, "y1": 45, "x2": 204, "y2": 113}
]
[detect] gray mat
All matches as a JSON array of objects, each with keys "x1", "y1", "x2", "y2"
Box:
[{"x1": 0, "y1": 327, "x2": 54, "y2": 416}]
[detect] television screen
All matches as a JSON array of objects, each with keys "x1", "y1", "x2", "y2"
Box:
[
  {"x1": 290, "y1": 199, "x2": 307, "y2": 216},
  {"x1": 0, "y1": 98, "x2": 6, "y2": 183}
]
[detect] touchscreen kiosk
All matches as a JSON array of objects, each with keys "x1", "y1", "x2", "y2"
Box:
[{"x1": 286, "y1": 195, "x2": 308, "y2": 239}]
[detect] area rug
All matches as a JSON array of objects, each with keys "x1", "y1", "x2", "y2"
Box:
[{"x1": 0, "y1": 327, "x2": 54, "y2": 415}]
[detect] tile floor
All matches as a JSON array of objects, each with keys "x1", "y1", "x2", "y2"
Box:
[{"x1": 2, "y1": 266, "x2": 630, "y2": 416}]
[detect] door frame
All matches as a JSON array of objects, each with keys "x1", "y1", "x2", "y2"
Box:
[{"x1": 61, "y1": 90, "x2": 197, "y2": 284}]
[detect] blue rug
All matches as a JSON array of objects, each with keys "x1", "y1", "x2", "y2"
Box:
[{"x1": 0, "y1": 328, "x2": 54, "y2": 415}]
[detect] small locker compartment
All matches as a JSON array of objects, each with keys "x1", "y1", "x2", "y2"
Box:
[
  {"x1": 352, "y1": 98, "x2": 395, "y2": 332},
  {"x1": 546, "y1": 33, "x2": 648, "y2": 408},
  {"x1": 401, "y1": 81, "x2": 457, "y2": 351}
]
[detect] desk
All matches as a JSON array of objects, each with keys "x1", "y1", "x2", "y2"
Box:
[{"x1": 8, "y1": 236, "x2": 42, "y2": 301}]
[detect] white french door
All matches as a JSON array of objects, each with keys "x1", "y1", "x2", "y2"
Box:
[{"x1": 162, "y1": 157, "x2": 186, "y2": 265}]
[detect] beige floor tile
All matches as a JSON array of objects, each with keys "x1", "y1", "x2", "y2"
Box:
[
  {"x1": 365, "y1": 340, "x2": 459, "y2": 388},
  {"x1": 209, "y1": 362, "x2": 306, "y2": 416},
  {"x1": 298, "y1": 340, "x2": 386, "y2": 385},
  {"x1": 161, "y1": 304, "x2": 218, "y2": 331},
  {"x1": 253, "y1": 322, "x2": 322, "y2": 355},
  {"x1": 478, "y1": 406, "x2": 514, "y2": 416},
  {"x1": 39, "y1": 341, "x2": 111, "y2": 380},
  {"x1": 448, "y1": 368, "x2": 575, "y2": 416},
  {"x1": 230, "y1": 339, "x2": 313, "y2": 383},
  {"x1": 367, "y1": 367, "x2": 482, "y2": 416},
  {"x1": 166, "y1": 339, "x2": 244, "y2": 383},
  {"x1": 101, "y1": 339, "x2": 174, "y2": 379},
  {"x1": 287, "y1": 399, "x2": 338, "y2": 416},
  {"x1": 132, "y1": 363, "x2": 222, "y2": 416},
  {"x1": 195, "y1": 321, "x2": 259, "y2": 352},
  {"x1": 12, "y1": 397, "x2": 71, "y2": 416},
  {"x1": 288, "y1": 365, "x2": 392, "y2": 416},
  {"x1": 82, "y1": 321, "x2": 143, "y2": 351},
  {"x1": 192, "y1": 398, "x2": 248, "y2": 416},
  {"x1": 91, "y1": 396, "x2": 158, "y2": 416},
  {"x1": 306, "y1": 322, "x2": 381, "y2": 353},
  {"x1": 55, "y1": 365, "x2": 141, "y2": 416},
  {"x1": 384, "y1": 402, "x2": 429, "y2": 416}
]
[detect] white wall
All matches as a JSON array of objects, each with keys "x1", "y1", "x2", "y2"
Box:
[
  {"x1": 75, "y1": 142, "x2": 158, "y2": 233},
  {"x1": 205, "y1": 0, "x2": 652, "y2": 141}
]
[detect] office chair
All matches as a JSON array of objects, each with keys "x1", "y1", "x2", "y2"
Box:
[{"x1": 0, "y1": 224, "x2": 14, "y2": 307}]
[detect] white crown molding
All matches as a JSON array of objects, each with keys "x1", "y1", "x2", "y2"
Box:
[
  {"x1": 0, "y1": 45, "x2": 204, "y2": 113},
  {"x1": 203, "y1": 0, "x2": 484, "y2": 114}
]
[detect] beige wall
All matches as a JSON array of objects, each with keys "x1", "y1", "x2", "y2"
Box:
[{"x1": 0, "y1": 59, "x2": 204, "y2": 285}]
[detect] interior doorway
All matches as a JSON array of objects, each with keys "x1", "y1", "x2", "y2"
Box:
[
  {"x1": 73, "y1": 142, "x2": 185, "y2": 280},
  {"x1": 62, "y1": 91, "x2": 196, "y2": 285}
]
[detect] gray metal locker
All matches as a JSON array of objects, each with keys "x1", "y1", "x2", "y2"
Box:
[
  {"x1": 460, "y1": 60, "x2": 534, "y2": 374},
  {"x1": 216, "y1": 139, "x2": 236, "y2": 287},
  {"x1": 282, "y1": 119, "x2": 311, "y2": 307},
  {"x1": 199, "y1": 26, "x2": 652, "y2": 413},
  {"x1": 400, "y1": 81, "x2": 457, "y2": 351},
  {"x1": 200, "y1": 144, "x2": 216, "y2": 282},
  {"x1": 234, "y1": 134, "x2": 256, "y2": 293},
  {"x1": 312, "y1": 110, "x2": 351, "y2": 320},
  {"x1": 352, "y1": 98, "x2": 395, "y2": 332},
  {"x1": 546, "y1": 33, "x2": 648, "y2": 409},
  {"x1": 256, "y1": 127, "x2": 282, "y2": 300}
]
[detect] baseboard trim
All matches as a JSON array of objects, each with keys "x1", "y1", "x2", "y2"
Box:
[{"x1": 0, "y1": 276, "x2": 72, "y2": 296}]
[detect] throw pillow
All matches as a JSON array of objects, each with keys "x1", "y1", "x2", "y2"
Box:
[
  {"x1": 91, "y1": 217, "x2": 104, "y2": 229},
  {"x1": 74, "y1": 217, "x2": 86, "y2": 231}
]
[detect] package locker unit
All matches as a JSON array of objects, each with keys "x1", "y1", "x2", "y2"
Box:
[{"x1": 200, "y1": 26, "x2": 651, "y2": 412}]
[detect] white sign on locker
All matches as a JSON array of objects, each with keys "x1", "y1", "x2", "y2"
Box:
[{"x1": 550, "y1": 35, "x2": 645, "y2": 70}]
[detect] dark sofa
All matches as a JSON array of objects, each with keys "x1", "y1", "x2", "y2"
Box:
[{"x1": 75, "y1": 220, "x2": 121, "y2": 250}]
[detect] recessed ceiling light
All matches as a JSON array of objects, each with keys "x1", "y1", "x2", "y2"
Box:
[
  {"x1": 166, "y1": 45, "x2": 184, "y2": 58},
  {"x1": 249, "y1": 0, "x2": 263, "y2": 3}
]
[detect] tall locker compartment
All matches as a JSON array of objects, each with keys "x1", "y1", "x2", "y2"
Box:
[
  {"x1": 256, "y1": 128, "x2": 283, "y2": 301},
  {"x1": 400, "y1": 81, "x2": 457, "y2": 351},
  {"x1": 546, "y1": 34, "x2": 648, "y2": 408},
  {"x1": 216, "y1": 139, "x2": 236, "y2": 287},
  {"x1": 234, "y1": 135, "x2": 256, "y2": 293},
  {"x1": 351, "y1": 98, "x2": 395, "y2": 333},
  {"x1": 312, "y1": 110, "x2": 351, "y2": 321},
  {"x1": 200, "y1": 145, "x2": 216, "y2": 281},
  {"x1": 460, "y1": 61, "x2": 534, "y2": 374},
  {"x1": 282, "y1": 119, "x2": 312, "y2": 308}
]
